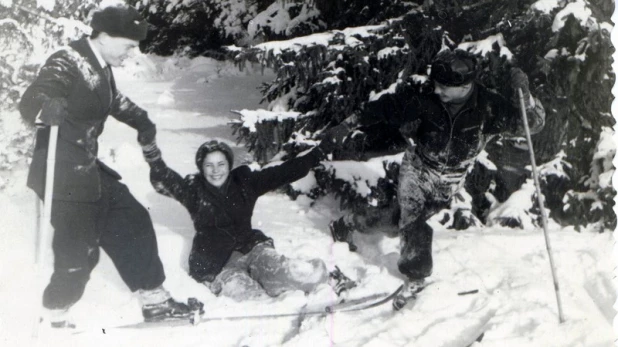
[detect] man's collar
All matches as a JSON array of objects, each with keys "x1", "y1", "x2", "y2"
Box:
[
  {"x1": 86, "y1": 37, "x2": 107, "y2": 69},
  {"x1": 466, "y1": 83, "x2": 479, "y2": 108}
]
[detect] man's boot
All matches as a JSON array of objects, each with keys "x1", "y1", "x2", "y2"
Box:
[{"x1": 140, "y1": 286, "x2": 192, "y2": 322}]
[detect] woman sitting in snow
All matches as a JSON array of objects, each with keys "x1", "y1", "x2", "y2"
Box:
[{"x1": 140, "y1": 134, "x2": 355, "y2": 300}]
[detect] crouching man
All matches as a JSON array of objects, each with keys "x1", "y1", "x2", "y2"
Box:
[{"x1": 329, "y1": 50, "x2": 545, "y2": 302}]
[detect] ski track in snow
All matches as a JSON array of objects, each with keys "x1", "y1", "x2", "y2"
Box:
[{"x1": 0, "y1": 57, "x2": 615, "y2": 347}]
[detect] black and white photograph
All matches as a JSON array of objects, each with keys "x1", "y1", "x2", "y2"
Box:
[{"x1": 0, "y1": 0, "x2": 615, "y2": 346}]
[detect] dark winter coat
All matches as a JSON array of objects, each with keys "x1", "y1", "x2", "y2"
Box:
[
  {"x1": 19, "y1": 37, "x2": 155, "y2": 201},
  {"x1": 149, "y1": 148, "x2": 324, "y2": 282},
  {"x1": 361, "y1": 83, "x2": 545, "y2": 174}
]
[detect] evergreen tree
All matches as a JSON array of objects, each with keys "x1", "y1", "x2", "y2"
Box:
[{"x1": 230, "y1": 0, "x2": 615, "y2": 231}]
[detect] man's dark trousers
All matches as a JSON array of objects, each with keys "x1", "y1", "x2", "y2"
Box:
[{"x1": 43, "y1": 169, "x2": 165, "y2": 309}]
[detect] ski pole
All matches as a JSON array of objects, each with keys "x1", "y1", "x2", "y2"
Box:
[
  {"x1": 34, "y1": 195, "x2": 41, "y2": 262},
  {"x1": 33, "y1": 124, "x2": 59, "y2": 339},
  {"x1": 517, "y1": 88, "x2": 564, "y2": 323},
  {"x1": 38, "y1": 125, "x2": 58, "y2": 265}
]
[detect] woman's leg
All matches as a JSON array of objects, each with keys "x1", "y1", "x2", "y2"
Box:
[
  {"x1": 207, "y1": 251, "x2": 265, "y2": 300},
  {"x1": 245, "y1": 242, "x2": 328, "y2": 297}
]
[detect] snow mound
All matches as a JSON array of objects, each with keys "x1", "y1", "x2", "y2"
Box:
[{"x1": 157, "y1": 90, "x2": 175, "y2": 106}]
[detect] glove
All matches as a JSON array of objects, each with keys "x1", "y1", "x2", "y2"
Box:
[
  {"x1": 510, "y1": 68, "x2": 531, "y2": 108},
  {"x1": 39, "y1": 97, "x2": 69, "y2": 126},
  {"x1": 138, "y1": 126, "x2": 157, "y2": 146},
  {"x1": 399, "y1": 119, "x2": 421, "y2": 140},
  {"x1": 318, "y1": 123, "x2": 350, "y2": 154},
  {"x1": 141, "y1": 141, "x2": 162, "y2": 163}
]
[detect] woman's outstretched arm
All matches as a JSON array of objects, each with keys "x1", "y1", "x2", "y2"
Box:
[{"x1": 142, "y1": 141, "x2": 195, "y2": 210}]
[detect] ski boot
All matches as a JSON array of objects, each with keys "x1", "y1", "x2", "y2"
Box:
[
  {"x1": 142, "y1": 298, "x2": 193, "y2": 322},
  {"x1": 329, "y1": 217, "x2": 358, "y2": 252},
  {"x1": 329, "y1": 265, "x2": 357, "y2": 296},
  {"x1": 187, "y1": 297, "x2": 205, "y2": 325},
  {"x1": 47, "y1": 308, "x2": 76, "y2": 329},
  {"x1": 392, "y1": 278, "x2": 426, "y2": 311}
]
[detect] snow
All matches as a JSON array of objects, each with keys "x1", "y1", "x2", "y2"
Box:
[
  {"x1": 369, "y1": 81, "x2": 400, "y2": 102},
  {"x1": 486, "y1": 181, "x2": 538, "y2": 230},
  {"x1": 458, "y1": 33, "x2": 513, "y2": 60},
  {"x1": 530, "y1": 0, "x2": 561, "y2": 15},
  {"x1": 377, "y1": 46, "x2": 405, "y2": 59},
  {"x1": 234, "y1": 109, "x2": 304, "y2": 132},
  {"x1": 321, "y1": 153, "x2": 404, "y2": 198},
  {"x1": 587, "y1": 127, "x2": 615, "y2": 190},
  {"x1": 551, "y1": 0, "x2": 596, "y2": 33},
  {"x1": 247, "y1": 1, "x2": 321, "y2": 41},
  {"x1": 1, "y1": 53, "x2": 615, "y2": 347},
  {"x1": 231, "y1": 24, "x2": 386, "y2": 57},
  {"x1": 544, "y1": 48, "x2": 560, "y2": 60},
  {"x1": 99, "y1": 0, "x2": 126, "y2": 9},
  {"x1": 36, "y1": 0, "x2": 55, "y2": 11}
]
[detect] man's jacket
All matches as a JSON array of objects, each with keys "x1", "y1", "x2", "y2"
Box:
[
  {"x1": 20, "y1": 37, "x2": 155, "y2": 202},
  {"x1": 360, "y1": 83, "x2": 545, "y2": 174}
]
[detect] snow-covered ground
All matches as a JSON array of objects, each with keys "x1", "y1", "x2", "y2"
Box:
[{"x1": 0, "y1": 55, "x2": 615, "y2": 347}]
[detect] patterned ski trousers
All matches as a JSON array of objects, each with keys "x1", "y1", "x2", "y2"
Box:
[
  {"x1": 396, "y1": 148, "x2": 467, "y2": 280},
  {"x1": 204, "y1": 241, "x2": 328, "y2": 300}
]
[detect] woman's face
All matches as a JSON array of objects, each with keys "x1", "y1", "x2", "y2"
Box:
[{"x1": 202, "y1": 151, "x2": 230, "y2": 187}]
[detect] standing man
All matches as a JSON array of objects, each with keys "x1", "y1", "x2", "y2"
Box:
[
  {"x1": 329, "y1": 49, "x2": 545, "y2": 300},
  {"x1": 20, "y1": 5, "x2": 191, "y2": 328}
]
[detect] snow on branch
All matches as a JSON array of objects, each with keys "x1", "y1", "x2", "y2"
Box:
[
  {"x1": 232, "y1": 109, "x2": 306, "y2": 132},
  {"x1": 457, "y1": 33, "x2": 513, "y2": 60},
  {"x1": 229, "y1": 23, "x2": 386, "y2": 59},
  {"x1": 320, "y1": 153, "x2": 403, "y2": 200}
]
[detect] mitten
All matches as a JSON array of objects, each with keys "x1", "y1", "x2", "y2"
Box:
[
  {"x1": 510, "y1": 68, "x2": 531, "y2": 108},
  {"x1": 138, "y1": 125, "x2": 157, "y2": 146}
]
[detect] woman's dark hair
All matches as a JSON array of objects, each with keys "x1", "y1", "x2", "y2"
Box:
[{"x1": 195, "y1": 140, "x2": 234, "y2": 174}]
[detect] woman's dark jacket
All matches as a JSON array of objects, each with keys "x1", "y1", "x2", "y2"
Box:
[{"x1": 149, "y1": 149, "x2": 323, "y2": 282}]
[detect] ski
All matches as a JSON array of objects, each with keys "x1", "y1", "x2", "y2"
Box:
[
  {"x1": 325, "y1": 285, "x2": 403, "y2": 312},
  {"x1": 392, "y1": 280, "x2": 436, "y2": 311},
  {"x1": 326, "y1": 284, "x2": 404, "y2": 313},
  {"x1": 83, "y1": 286, "x2": 405, "y2": 332}
]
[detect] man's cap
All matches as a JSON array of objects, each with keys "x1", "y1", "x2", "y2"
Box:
[
  {"x1": 195, "y1": 140, "x2": 235, "y2": 174},
  {"x1": 91, "y1": 5, "x2": 148, "y2": 41},
  {"x1": 430, "y1": 50, "x2": 479, "y2": 87}
]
